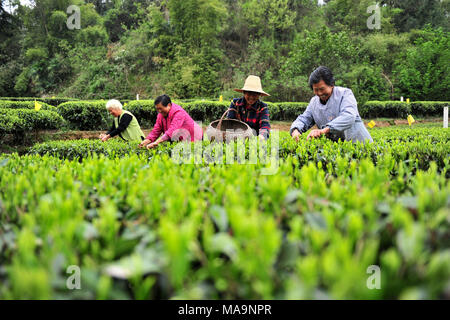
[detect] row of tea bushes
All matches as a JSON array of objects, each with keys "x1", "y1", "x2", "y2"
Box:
[
  {"x1": 28, "y1": 128, "x2": 450, "y2": 174},
  {"x1": 0, "y1": 138, "x2": 448, "y2": 299},
  {"x1": 0, "y1": 109, "x2": 65, "y2": 141}
]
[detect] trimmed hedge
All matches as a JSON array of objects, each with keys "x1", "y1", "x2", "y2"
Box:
[
  {"x1": 271, "y1": 102, "x2": 308, "y2": 120},
  {"x1": 360, "y1": 101, "x2": 449, "y2": 118},
  {"x1": 55, "y1": 100, "x2": 310, "y2": 130},
  {"x1": 0, "y1": 100, "x2": 57, "y2": 111},
  {"x1": 56, "y1": 100, "x2": 227, "y2": 130},
  {"x1": 0, "y1": 109, "x2": 66, "y2": 133},
  {"x1": 52, "y1": 99, "x2": 450, "y2": 131},
  {"x1": 0, "y1": 97, "x2": 79, "y2": 107},
  {"x1": 410, "y1": 101, "x2": 449, "y2": 117},
  {"x1": 27, "y1": 128, "x2": 450, "y2": 171},
  {"x1": 0, "y1": 113, "x2": 25, "y2": 137},
  {"x1": 57, "y1": 100, "x2": 109, "y2": 130}
]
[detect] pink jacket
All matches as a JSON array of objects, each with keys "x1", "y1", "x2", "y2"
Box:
[{"x1": 146, "y1": 103, "x2": 203, "y2": 142}]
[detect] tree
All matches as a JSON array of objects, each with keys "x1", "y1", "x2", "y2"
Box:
[
  {"x1": 168, "y1": 0, "x2": 227, "y2": 49},
  {"x1": 394, "y1": 27, "x2": 450, "y2": 101},
  {"x1": 324, "y1": 0, "x2": 397, "y2": 34},
  {"x1": 381, "y1": 0, "x2": 449, "y2": 32}
]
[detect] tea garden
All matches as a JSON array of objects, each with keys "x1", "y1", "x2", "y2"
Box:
[{"x1": 0, "y1": 98, "x2": 449, "y2": 299}]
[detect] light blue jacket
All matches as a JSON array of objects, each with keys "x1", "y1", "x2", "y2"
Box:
[{"x1": 290, "y1": 86, "x2": 373, "y2": 143}]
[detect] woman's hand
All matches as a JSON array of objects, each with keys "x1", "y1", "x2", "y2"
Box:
[
  {"x1": 99, "y1": 133, "x2": 106, "y2": 140},
  {"x1": 291, "y1": 129, "x2": 301, "y2": 142},
  {"x1": 101, "y1": 134, "x2": 110, "y2": 142},
  {"x1": 139, "y1": 139, "x2": 151, "y2": 148},
  {"x1": 146, "y1": 141, "x2": 159, "y2": 149},
  {"x1": 307, "y1": 127, "x2": 330, "y2": 140}
]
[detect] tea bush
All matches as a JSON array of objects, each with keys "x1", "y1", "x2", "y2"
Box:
[
  {"x1": 0, "y1": 125, "x2": 449, "y2": 299},
  {"x1": 55, "y1": 99, "x2": 448, "y2": 131},
  {"x1": 0, "y1": 100, "x2": 56, "y2": 111}
]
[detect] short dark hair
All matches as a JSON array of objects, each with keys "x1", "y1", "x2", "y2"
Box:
[
  {"x1": 309, "y1": 66, "x2": 335, "y2": 90},
  {"x1": 154, "y1": 94, "x2": 172, "y2": 107}
]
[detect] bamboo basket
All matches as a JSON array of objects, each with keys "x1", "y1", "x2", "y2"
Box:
[{"x1": 205, "y1": 109, "x2": 254, "y2": 142}]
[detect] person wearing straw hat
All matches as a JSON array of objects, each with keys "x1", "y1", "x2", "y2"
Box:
[{"x1": 227, "y1": 75, "x2": 271, "y2": 140}]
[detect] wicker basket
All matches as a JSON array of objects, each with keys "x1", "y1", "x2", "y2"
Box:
[{"x1": 205, "y1": 109, "x2": 254, "y2": 142}]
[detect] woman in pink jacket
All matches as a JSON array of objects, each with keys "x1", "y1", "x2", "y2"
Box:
[{"x1": 138, "y1": 94, "x2": 203, "y2": 149}]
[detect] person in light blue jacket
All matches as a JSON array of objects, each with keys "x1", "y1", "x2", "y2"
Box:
[{"x1": 290, "y1": 66, "x2": 373, "y2": 143}]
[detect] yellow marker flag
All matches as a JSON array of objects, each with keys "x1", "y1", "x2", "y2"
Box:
[
  {"x1": 124, "y1": 103, "x2": 128, "y2": 107},
  {"x1": 219, "y1": 95, "x2": 223, "y2": 102},
  {"x1": 407, "y1": 115, "x2": 415, "y2": 126},
  {"x1": 52, "y1": 96, "x2": 55, "y2": 98},
  {"x1": 368, "y1": 120, "x2": 376, "y2": 128},
  {"x1": 406, "y1": 98, "x2": 410, "y2": 104},
  {"x1": 34, "y1": 100, "x2": 42, "y2": 111}
]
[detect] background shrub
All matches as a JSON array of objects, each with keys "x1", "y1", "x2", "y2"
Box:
[{"x1": 0, "y1": 100, "x2": 56, "y2": 111}]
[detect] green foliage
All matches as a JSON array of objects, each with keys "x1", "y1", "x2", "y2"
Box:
[
  {"x1": 76, "y1": 25, "x2": 109, "y2": 47},
  {"x1": 410, "y1": 101, "x2": 450, "y2": 117},
  {"x1": 381, "y1": 0, "x2": 449, "y2": 32},
  {"x1": 52, "y1": 99, "x2": 309, "y2": 129},
  {"x1": 54, "y1": 99, "x2": 448, "y2": 130},
  {"x1": 274, "y1": 102, "x2": 308, "y2": 121},
  {"x1": 25, "y1": 48, "x2": 48, "y2": 63},
  {"x1": 281, "y1": 27, "x2": 358, "y2": 101},
  {"x1": 0, "y1": 97, "x2": 79, "y2": 106},
  {"x1": 28, "y1": 128, "x2": 450, "y2": 171},
  {"x1": 1, "y1": 0, "x2": 448, "y2": 102},
  {"x1": 0, "y1": 113, "x2": 25, "y2": 138},
  {"x1": 1, "y1": 126, "x2": 448, "y2": 299},
  {"x1": 340, "y1": 65, "x2": 391, "y2": 105},
  {"x1": 57, "y1": 100, "x2": 109, "y2": 130},
  {"x1": 164, "y1": 47, "x2": 225, "y2": 98},
  {"x1": 240, "y1": 0, "x2": 296, "y2": 39},
  {"x1": 168, "y1": 0, "x2": 227, "y2": 48},
  {"x1": 324, "y1": 0, "x2": 397, "y2": 34},
  {"x1": 0, "y1": 108, "x2": 65, "y2": 139},
  {"x1": 0, "y1": 100, "x2": 56, "y2": 111},
  {"x1": 394, "y1": 27, "x2": 450, "y2": 101},
  {"x1": 360, "y1": 101, "x2": 412, "y2": 118},
  {"x1": 360, "y1": 101, "x2": 449, "y2": 118}
]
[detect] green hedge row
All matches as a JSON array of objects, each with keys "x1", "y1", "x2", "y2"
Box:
[
  {"x1": 57, "y1": 100, "x2": 162, "y2": 130},
  {"x1": 360, "y1": 101, "x2": 449, "y2": 118},
  {"x1": 0, "y1": 100, "x2": 57, "y2": 111},
  {"x1": 0, "y1": 97, "x2": 79, "y2": 107},
  {"x1": 3, "y1": 99, "x2": 448, "y2": 131},
  {"x1": 57, "y1": 101, "x2": 109, "y2": 130},
  {"x1": 0, "y1": 109, "x2": 66, "y2": 137},
  {"x1": 28, "y1": 127, "x2": 450, "y2": 171},
  {"x1": 56, "y1": 100, "x2": 309, "y2": 130}
]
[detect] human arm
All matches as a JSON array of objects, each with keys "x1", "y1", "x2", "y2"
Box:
[
  {"x1": 290, "y1": 104, "x2": 315, "y2": 140},
  {"x1": 227, "y1": 100, "x2": 239, "y2": 119},
  {"x1": 107, "y1": 114, "x2": 133, "y2": 139},
  {"x1": 141, "y1": 114, "x2": 164, "y2": 146},
  {"x1": 100, "y1": 121, "x2": 117, "y2": 141}
]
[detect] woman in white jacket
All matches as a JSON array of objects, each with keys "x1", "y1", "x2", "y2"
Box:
[{"x1": 290, "y1": 66, "x2": 373, "y2": 144}]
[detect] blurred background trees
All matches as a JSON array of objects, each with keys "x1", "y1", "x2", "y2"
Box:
[{"x1": 0, "y1": 0, "x2": 448, "y2": 101}]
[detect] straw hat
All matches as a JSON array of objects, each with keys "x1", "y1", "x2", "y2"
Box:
[{"x1": 234, "y1": 75, "x2": 270, "y2": 97}]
